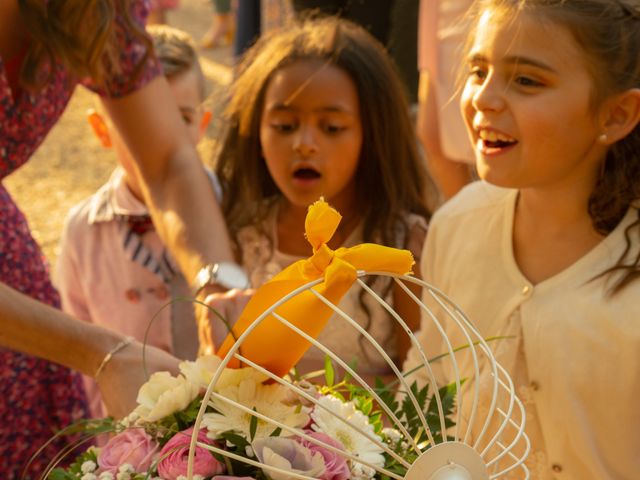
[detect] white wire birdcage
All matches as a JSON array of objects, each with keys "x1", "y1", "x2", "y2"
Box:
[{"x1": 186, "y1": 270, "x2": 530, "y2": 479}]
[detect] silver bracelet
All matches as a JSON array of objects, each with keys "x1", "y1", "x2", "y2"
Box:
[{"x1": 94, "y1": 336, "x2": 135, "y2": 380}]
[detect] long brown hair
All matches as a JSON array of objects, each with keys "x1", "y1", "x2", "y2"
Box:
[
  {"x1": 17, "y1": 0, "x2": 152, "y2": 90},
  {"x1": 216, "y1": 17, "x2": 432, "y2": 255},
  {"x1": 470, "y1": 0, "x2": 640, "y2": 295}
]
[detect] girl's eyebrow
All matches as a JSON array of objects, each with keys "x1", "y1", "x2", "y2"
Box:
[
  {"x1": 504, "y1": 55, "x2": 558, "y2": 74},
  {"x1": 468, "y1": 52, "x2": 557, "y2": 74},
  {"x1": 267, "y1": 103, "x2": 354, "y2": 114}
]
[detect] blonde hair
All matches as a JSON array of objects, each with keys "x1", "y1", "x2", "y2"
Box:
[{"x1": 146, "y1": 24, "x2": 206, "y2": 100}]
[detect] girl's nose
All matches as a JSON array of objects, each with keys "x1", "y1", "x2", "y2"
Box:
[
  {"x1": 471, "y1": 73, "x2": 506, "y2": 113},
  {"x1": 293, "y1": 125, "x2": 318, "y2": 157}
]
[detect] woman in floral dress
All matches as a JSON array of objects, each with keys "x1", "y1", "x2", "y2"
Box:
[{"x1": 0, "y1": 0, "x2": 233, "y2": 475}]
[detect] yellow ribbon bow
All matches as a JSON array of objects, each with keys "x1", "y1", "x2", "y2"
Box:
[{"x1": 216, "y1": 198, "x2": 415, "y2": 377}]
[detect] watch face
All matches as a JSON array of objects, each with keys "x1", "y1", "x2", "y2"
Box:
[{"x1": 216, "y1": 262, "x2": 250, "y2": 290}]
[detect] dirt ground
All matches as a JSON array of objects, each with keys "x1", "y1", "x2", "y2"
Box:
[{"x1": 4, "y1": 0, "x2": 234, "y2": 269}]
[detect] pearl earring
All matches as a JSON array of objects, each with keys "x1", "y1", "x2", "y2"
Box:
[{"x1": 598, "y1": 133, "x2": 608, "y2": 143}]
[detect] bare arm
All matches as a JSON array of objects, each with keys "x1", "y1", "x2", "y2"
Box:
[
  {"x1": 0, "y1": 76, "x2": 231, "y2": 417},
  {"x1": 416, "y1": 72, "x2": 472, "y2": 201},
  {"x1": 101, "y1": 75, "x2": 234, "y2": 284},
  {"x1": 0, "y1": 283, "x2": 178, "y2": 418}
]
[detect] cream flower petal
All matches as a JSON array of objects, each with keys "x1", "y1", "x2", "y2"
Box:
[
  {"x1": 134, "y1": 372, "x2": 199, "y2": 422},
  {"x1": 202, "y1": 378, "x2": 309, "y2": 440},
  {"x1": 311, "y1": 395, "x2": 384, "y2": 477}
]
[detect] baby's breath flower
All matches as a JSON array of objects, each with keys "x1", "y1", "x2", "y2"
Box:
[
  {"x1": 351, "y1": 463, "x2": 376, "y2": 479},
  {"x1": 81, "y1": 474, "x2": 97, "y2": 480},
  {"x1": 382, "y1": 427, "x2": 402, "y2": 445},
  {"x1": 98, "y1": 473, "x2": 114, "y2": 480},
  {"x1": 118, "y1": 464, "x2": 134, "y2": 474},
  {"x1": 81, "y1": 460, "x2": 97, "y2": 473},
  {"x1": 120, "y1": 411, "x2": 139, "y2": 428}
]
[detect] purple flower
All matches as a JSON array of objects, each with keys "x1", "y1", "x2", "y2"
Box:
[
  {"x1": 97, "y1": 428, "x2": 159, "y2": 474},
  {"x1": 298, "y1": 431, "x2": 350, "y2": 480},
  {"x1": 253, "y1": 437, "x2": 325, "y2": 480},
  {"x1": 157, "y1": 427, "x2": 225, "y2": 480}
]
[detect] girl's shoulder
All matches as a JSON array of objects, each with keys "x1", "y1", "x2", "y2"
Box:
[{"x1": 435, "y1": 181, "x2": 516, "y2": 223}]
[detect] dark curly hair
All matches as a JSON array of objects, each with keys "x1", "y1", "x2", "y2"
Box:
[{"x1": 216, "y1": 16, "x2": 432, "y2": 254}]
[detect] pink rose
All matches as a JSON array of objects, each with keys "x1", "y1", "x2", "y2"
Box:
[
  {"x1": 98, "y1": 428, "x2": 159, "y2": 474},
  {"x1": 157, "y1": 427, "x2": 225, "y2": 480},
  {"x1": 298, "y1": 431, "x2": 350, "y2": 480}
]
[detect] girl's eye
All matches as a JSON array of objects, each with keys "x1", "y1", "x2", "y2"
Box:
[
  {"x1": 271, "y1": 123, "x2": 296, "y2": 133},
  {"x1": 469, "y1": 66, "x2": 487, "y2": 81},
  {"x1": 324, "y1": 124, "x2": 345, "y2": 134},
  {"x1": 182, "y1": 115, "x2": 194, "y2": 125},
  {"x1": 514, "y1": 76, "x2": 543, "y2": 88}
]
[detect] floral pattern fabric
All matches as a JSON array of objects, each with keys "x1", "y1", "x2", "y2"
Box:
[{"x1": 0, "y1": 1, "x2": 161, "y2": 477}]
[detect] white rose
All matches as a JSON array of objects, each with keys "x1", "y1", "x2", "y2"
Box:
[
  {"x1": 134, "y1": 372, "x2": 199, "y2": 422},
  {"x1": 179, "y1": 355, "x2": 222, "y2": 388},
  {"x1": 215, "y1": 366, "x2": 268, "y2": 390},
  {"x1": 179, "y1": 355, "x2": 268, "y2": 392}
]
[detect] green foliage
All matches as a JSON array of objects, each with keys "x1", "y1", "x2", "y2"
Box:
[
  {"x1": 249, "y1": 407, "x2": 258, "y2": 441},
  {"x1": 217, "y1": 431, "x2": 265, "y2": 479},
  {"x1": 49, "y1": 448, "x2": 98, "y2": 479},
  {"x1": 324, "y1": 356, "x2": 335, "y2": 387},
  {"x1": 317, "y1": 355, "x2": 461, "y2": 479},
  {"x1": 152, "y1": 396, "x2": 204, "y2": 443}
]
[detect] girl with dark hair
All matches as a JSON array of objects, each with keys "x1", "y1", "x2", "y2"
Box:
[
  {"x1": 0, "y1": 1, "x2": 234, "y2": 474},
  {"x1": 203, "y1": 17, "x2": 433, "y2": 377},
  {"x1": 405, "y1": 0, "x2": 640, "y2": 477}
]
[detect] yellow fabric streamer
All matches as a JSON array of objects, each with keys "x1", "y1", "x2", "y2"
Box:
[{"x1": 216, "y1": 198, "x2": 415, "y2": 377}]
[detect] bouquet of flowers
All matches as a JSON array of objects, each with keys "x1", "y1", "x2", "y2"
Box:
[
  {"x1": 43, "y1": 199, "x2": 460, "y2": 480},
  {"x1": 47, "y1": 354, "x2": 457, "y2": 480}
]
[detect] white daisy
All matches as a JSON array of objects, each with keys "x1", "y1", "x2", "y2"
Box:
[
  {"x1": 310, "y1": 395, "x2": 384, "y2": 478},
  {"x1": 202, "y1": 377, "x2": 309, "y2": 440}
]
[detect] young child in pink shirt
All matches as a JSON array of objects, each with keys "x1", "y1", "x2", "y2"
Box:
[{"x1": 55, "y1": 25, "x2": 214, "y2": 418}]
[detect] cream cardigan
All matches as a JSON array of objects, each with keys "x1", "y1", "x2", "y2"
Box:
[{"x1": 404, "y1": 181, "x2": 640, "y2": 479}]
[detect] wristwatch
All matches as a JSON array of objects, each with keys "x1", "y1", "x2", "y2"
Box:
[{"x1": 192, "y1": 262, "x2": 250, "y2": 296}]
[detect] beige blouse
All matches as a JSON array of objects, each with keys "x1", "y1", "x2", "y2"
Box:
[{"x1": 405, "y1": 181, "x2": 640, "y2": 479}]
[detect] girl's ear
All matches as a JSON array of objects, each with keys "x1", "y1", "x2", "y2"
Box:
[
  {"x1": 87, "y1": 109, "x2": 112, "y2": 148},
  {"x1": 200, "y1": 110, "x2": 212, "y2": 136},
  {"x1": 599, "y1": 88, "x2": 640, "y2": 144}
]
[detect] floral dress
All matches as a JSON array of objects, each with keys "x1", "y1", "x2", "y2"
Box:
[{"x1": 0, "y1": 2, "x2": 160, "y2": 477}]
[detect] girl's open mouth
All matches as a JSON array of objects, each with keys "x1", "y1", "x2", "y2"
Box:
[
  {"x1": 293, "y1": 167, "x2": 321, "y2": 180},
  {"x1": 477, "y1": 129, "x2": 518, "y2": 153}
]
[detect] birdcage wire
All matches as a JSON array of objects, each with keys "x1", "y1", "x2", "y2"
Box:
[{"x1": 187, "y1": 271, "x2": 530, "y2": 479}]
